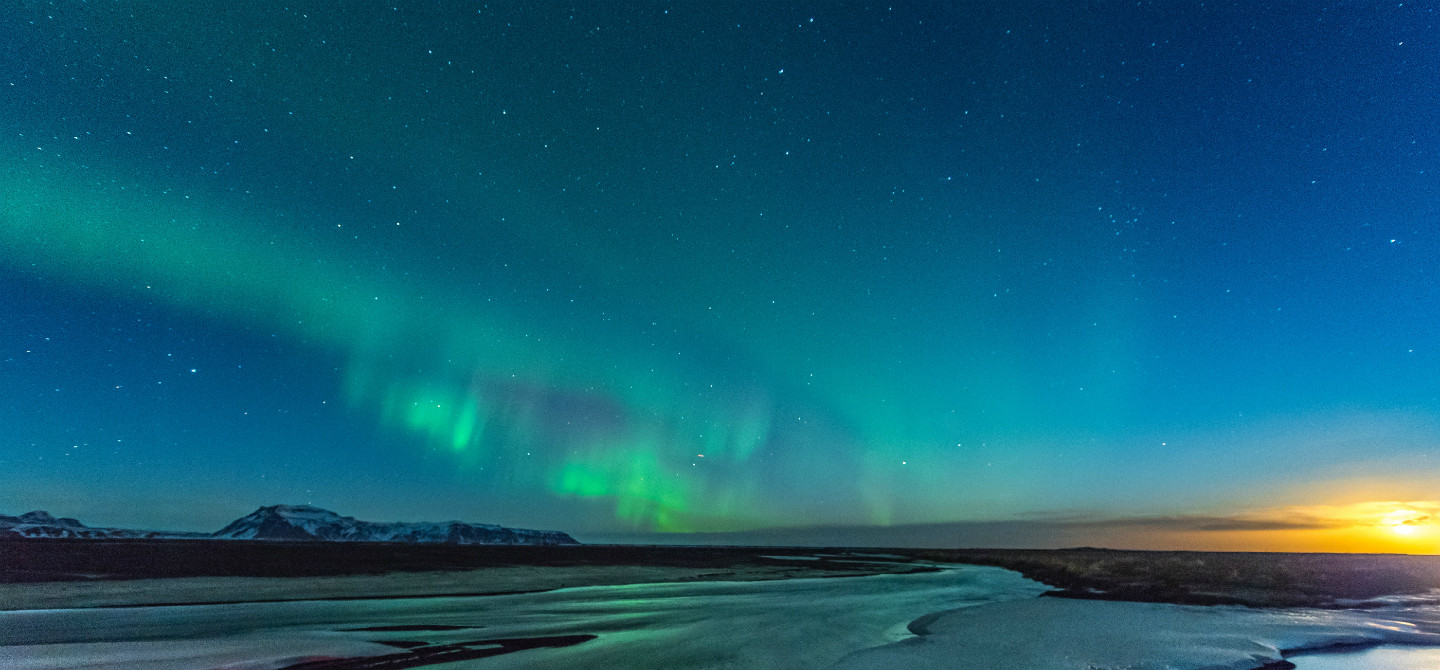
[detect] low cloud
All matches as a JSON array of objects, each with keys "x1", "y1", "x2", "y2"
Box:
[
  {"x1": 1065, "y1": 501, "x2": 1440, "y2": 534},
  {"x1": 1101, "y1": 515, "x2": 1346, "y2": 532},
  {"x1": 579, "y1": 501, "x2": 1440, "y2": 549}
]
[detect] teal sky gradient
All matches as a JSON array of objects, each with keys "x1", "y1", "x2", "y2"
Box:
[{"x1": 2, "y1": 2, "x2": 1437, "y2": 543}]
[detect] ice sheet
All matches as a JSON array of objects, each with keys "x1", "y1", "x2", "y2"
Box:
[
  {"x1": 0, "y1": 565, "x2": 1047, "y2": 669},
  {"x1": 832, "y1": 597, "x2": 1440, "y2": 670},
  {"x1": 7, "y1": 565, "x2": 1440, "y2": 670}
]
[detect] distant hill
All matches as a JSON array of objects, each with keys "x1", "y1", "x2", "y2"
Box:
[
  {"x1": 2, "y1": 505, "x2": 579, "y2": 546},
  {"x1": 213, "y1": 505, "x2": 579, "y2": 545},
  {"x1": 0, "y1": 511, "x2": 205, "y2": 540}
]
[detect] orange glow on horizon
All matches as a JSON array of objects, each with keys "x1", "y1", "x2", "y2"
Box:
[{"x1": 1094, "y1": 501, "x2": 1440, "y2": 554}]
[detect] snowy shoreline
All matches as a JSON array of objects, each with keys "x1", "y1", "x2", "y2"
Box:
[{"x1": 0, "y1": 560, "x2": 935, "y2": 611}]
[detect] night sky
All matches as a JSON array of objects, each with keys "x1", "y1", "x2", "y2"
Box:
[{"x1": 3, "y1": 2, "x2": 1438, "y2": 550}]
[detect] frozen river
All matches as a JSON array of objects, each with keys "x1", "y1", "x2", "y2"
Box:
[
  {"x1": 3, "y1": 564, "x2": 1440, "y2": 670},
  {"x1": 0, "y1": 564, "x2": 1047, "y2": 669}
]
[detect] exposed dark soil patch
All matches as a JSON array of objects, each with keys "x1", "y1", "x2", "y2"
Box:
[{"x1": 278, "y1": 634, "x2": 597, "y2": 669}]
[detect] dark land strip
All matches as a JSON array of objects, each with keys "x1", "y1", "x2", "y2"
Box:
[
  {"x1": 923, "y1": 548, "x2": 1440, "y2": 608},
  {"x1": 6, "y1": 539, "x2": 1440, "y2": 609},
  {"x1": 0, "y1": 539, "x2": 918, "y2": 582}
]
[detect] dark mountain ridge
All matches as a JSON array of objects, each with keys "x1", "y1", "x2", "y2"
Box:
[{"x1": 1, "y1": 505, "x2": 578, "y2": 545}]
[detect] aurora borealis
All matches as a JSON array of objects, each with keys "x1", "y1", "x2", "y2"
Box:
[{"x1": 2, "y1": 2, "x2": 1438, "y2": 550}]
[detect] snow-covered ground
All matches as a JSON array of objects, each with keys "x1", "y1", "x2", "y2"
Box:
[{"x1": 2, "y1": 564, "x2": 1439, "y2": 670}]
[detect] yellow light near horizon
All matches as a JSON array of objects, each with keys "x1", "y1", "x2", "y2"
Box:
[
  {"x1": 1155, "y1": 501, "x2": 1440, "y2": 554},
  {"x1": 1381, "y1": 508, "x2": 1427, "y2": 538}
]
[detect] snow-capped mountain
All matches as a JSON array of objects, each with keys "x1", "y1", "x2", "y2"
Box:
[
  {"x1": 212, "y1": 505, "x2": 580, "y2": 545},
  {"x1": 0, "y1": 511, "x2": 204, "y2": 539},
  {"x1": 2, "y1": 506, "x2": 579, "y2": 545}
]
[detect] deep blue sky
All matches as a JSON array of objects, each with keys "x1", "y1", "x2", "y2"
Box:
[{"x1": 2, "y1": 2, "x2": 1437, "y2": 548}]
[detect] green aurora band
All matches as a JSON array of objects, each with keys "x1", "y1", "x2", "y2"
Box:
[{"x1": 1, "y1": 143, "x2": 913, "y2": 532}]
